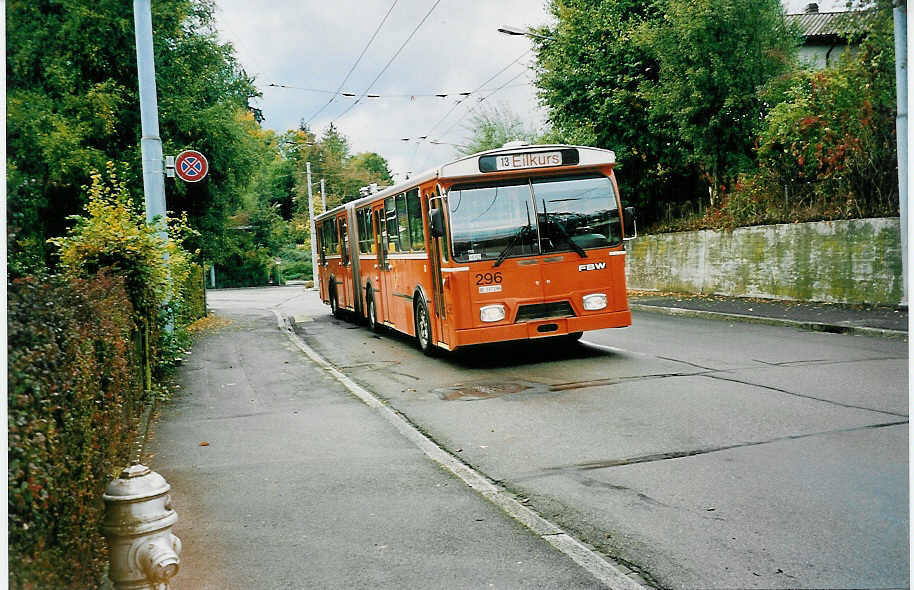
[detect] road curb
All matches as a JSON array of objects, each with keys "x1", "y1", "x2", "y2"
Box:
[
  {"x1": 272, "y1": 309, "x2": 649, "y2": 590},
  {"x1": 629, "y1": 304, "x2": 908, "y2": 340}
]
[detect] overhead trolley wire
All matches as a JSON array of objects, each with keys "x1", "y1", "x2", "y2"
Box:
[
  {"x1": 331, "y1": 0, "x2": 443, "y2": 124},
  {"x1": 406, "y1": 56, "x2": 533, "y2": 171},
  {"x1": 303, "y1": 0, "x2": 400, "y2": 128},
  {"x1": 269, "y1": 83, "x2": 532, "y2": 99},
  {"x1": 421, "y1": 49, "x2": 531, "y2": 140},
  {"x1": 439, "y1": 67, "x2": 533, "y2": 138}
]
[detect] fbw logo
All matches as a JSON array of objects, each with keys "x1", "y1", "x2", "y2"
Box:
[{"x1": 578, "y1": 262, "x2": 606, "y2": 272}]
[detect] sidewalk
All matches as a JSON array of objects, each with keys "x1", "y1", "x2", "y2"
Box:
[
  {"x1": 145, "y1": 291, "x2": 616, "y2": 590},
  {"x1": 628, "y1": 291, "x2": 908, "y2": 338}
]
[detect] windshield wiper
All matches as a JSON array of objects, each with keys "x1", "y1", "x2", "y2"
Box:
[
  {"x1": 555, "y1": 222, "x2": 587, "y2": 259},
  {"x1": 493, "y1": 225, "x2": 531, "y2": 268},
  {"x1": 544, "y1": 209, "x2": 587, "y2": 259}
]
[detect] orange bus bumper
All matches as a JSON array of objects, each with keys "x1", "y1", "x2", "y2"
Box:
[{"x1": 451, "y1": 309, "x2": 632, "y2": 348}]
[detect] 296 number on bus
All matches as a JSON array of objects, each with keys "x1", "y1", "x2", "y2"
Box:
[{"x1": 475, "y1": 272, "x2": 503, "y2": 285}]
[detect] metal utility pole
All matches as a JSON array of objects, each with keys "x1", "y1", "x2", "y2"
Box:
[
  {"x1": 133, "y1": 0, "x2": 167, "y2": 236},
  {"x1": 894, "y1": 2, "x2": 908, "y2": 306},
  {"x1": 133, "y1": 0, "x2": 173, "y2": 334},
  {"x1": 320, "y1": 178, "x2": 327, "y2": 211},
  {"x1": 307, "y1": 162, "x2": 318, "y2": 287}
]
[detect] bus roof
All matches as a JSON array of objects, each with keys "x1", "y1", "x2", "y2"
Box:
[{"x1": 315, "y1": 144, "x2": 616, "y2": 220}]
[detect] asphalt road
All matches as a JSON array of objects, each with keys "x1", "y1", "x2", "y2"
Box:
[
  {"x1": 275, "y1": 287, "x2": 909, "y2": 590},
  {"x1": 149, "y1": 288, "x2": 619, "y2": 589}
]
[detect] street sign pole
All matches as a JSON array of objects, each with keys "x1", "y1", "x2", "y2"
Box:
[
  {"x1": 307, "y1": 162, "x2": 318, "y2": 288},
  {"x1": 133, "y1": 0, "x2": 167, "y2": 238},
  {"x1": 894, "y1": 2, "x2": 908, "y2": 307},
  {"x1": 133, "y1": 0, "x2": 172, "y2": 334}
]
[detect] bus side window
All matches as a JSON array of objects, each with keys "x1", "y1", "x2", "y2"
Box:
[
  {"x1": 395, "y1": 193, "x2": 410, "y2": 252},
  {"x1": 357, "y1": 207, "x2": 373, "y2": 254},
  {"x1": 316, "y1": 221, "x2": 326, "y2": 265},
  {"x1": 406, "y1": 188, "x2": 425, "y2": 252},
  {"x1": 375, "y1": 208, "x2": 387, "y2": 266},
  {"x1": 433, "y1": 188, "x2": 449, "y2": 263},
  {"x1": 385, "y1": 197, "x2": 400, "y2": 253},
  {"x1": 338, "y1": 217, "x2": 350, "y2": 265}
]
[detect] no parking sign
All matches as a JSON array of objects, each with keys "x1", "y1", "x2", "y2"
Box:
[{"x1": 174, "y1": 150, "x2": 208, "y2": 182}]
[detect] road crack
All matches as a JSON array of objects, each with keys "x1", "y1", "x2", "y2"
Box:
[
  {"x1": 702, "y1": 373, "x2": 909, "y2": 418},
  {"x1": 512, "y1": 420, "x2": 908, "y2": 481}
]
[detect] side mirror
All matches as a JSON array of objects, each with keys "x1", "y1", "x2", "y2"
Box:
[
  {"x1": 623, "y1": 206, "x2": 637, "y2": 240},
  {"x1": 428, "y1": 207, "x2": 444, "y2": 238}
]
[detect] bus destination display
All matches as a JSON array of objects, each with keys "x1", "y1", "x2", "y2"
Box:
[{"x1": 478, "y1": 148, "x2": 579, "y2": 173}]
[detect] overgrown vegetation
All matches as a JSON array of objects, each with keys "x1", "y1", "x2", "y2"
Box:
[
  {"x1": 9, "y1": 163, "x2": 206, "y2": 588},
  {"x1": 527, "y1": 0, "x2": 898, "y2": 232},
  {"x1": 8, "y1": 271, "x2": 146, "y2": 588},
  {"x1": 5, "y1": 0, "x2": 396, "y2": 585}
]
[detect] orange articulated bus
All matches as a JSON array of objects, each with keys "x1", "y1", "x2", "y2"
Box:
[{"x1": 314, "y1": 143, "x2": 636, "y2": 355}]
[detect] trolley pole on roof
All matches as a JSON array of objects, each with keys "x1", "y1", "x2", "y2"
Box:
[{"x1": 307, "y1": 161, "x2": 318, "y2": 288}]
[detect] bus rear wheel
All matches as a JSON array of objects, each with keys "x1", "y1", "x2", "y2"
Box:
[
  {"x1": 414, "y1": 299, "x2": 436, "y2": 356},
  {"x1": 367, "y1": 292, "x2": 382, "y2": 333},
  {"x1": 329, "y1": 288, "x2": 343, "y2": 319}
]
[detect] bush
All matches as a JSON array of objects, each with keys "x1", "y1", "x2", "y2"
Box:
[
  {"x1": 214, "y1": 250, "x2": 272, "y2": 287},
  {"x1": 8, "y1": 271, "x2": 145, "y2": 589},
  {"x1": 649, "y1": 4, "x2": 898, "y2": 234},
  {"x1": 280, "y1": 260, "x2": 312, "y2": 281},
  {"x1": 49, "y1": 163, "x2": 201, "y2": 376},
  {"x1": 753, "y1": 3, "x2": 897, "y2": 218},
  {"x1": 9, "y1": 165, "x2": 205, "y2": 589}
]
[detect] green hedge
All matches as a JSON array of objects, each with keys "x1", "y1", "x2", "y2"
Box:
[
  {"x1": 8, "y1": 272, "x2": 146, "y2": 589},
  {"x1": 177, "y1": 263, "x2": 206, "y2": 328}
]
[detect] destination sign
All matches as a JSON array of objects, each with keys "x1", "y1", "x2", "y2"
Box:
[
  {"x1": 478, "y1": 148, "x2": 579, "y2": 173},
  {"x1": 496, "y1": 151, "x2": 561, "y2": 170}
]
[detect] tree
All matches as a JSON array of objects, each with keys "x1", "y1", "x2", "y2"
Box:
[
  {"x1": 349, "y1": 152, "x2": 394, "y2": 184},
  {"x1": 533, "y1": 0, "x2": 702, "y2": 223},
  {"x1": 749, "y1": 1, "x2": 897, "y2": 218},
  {"x1": 457, "y1": 104, "x2": 538, "y2": 155},
  {"x1": 647, "y1": 0, "x2": 799, "y2": 202},
  {"x1": 286, "y1": 126, "x2": 393, "y2": 214},
  {"x1": 7, "y1": 0, "x2": 262, "y2": 270}
]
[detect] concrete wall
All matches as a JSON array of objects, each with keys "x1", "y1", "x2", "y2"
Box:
[{"x1": 625, "y1": 218, "x2": 903, "y2": 305}]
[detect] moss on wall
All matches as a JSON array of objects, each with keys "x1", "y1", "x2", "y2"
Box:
[{"x1": 625, "y1": 218, "x2": 902, "y2": 305}]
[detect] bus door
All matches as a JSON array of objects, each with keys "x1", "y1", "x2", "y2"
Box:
[
  {"x1": 426, "y1": 190, "x2": 449, "y2": 349},
  {"x1": 336, "y1": 215, "x2": 353, "y2": 311},
  {"x1": 372, "y1": 207, "x2": 388, "y2": 324},
  {"x1": 378, "y1": 203, "x2": 397, "y2": 327},
  {"x1": 315, "y1": 220, "x2": 326, "y2": 302}
]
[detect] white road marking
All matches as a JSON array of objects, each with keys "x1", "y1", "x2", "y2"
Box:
[{"x1": 272, "y1": 309, "x2": 647, "y2": 590}]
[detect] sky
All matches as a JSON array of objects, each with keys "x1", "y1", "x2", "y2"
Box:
[{"x1": 213, "y1": 0, "x2": 850, "y2": 182}]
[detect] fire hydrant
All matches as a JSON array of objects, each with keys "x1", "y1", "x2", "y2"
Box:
[{"x1": 102, "y1": 464, "x2": 182, "y2": 589}]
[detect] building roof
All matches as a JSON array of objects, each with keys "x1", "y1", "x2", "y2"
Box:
[{"x1": 785, "y1": 9, "x2": 872, "y2": 44}]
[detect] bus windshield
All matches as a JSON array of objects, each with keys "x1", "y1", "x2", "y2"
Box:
[{"x1": 448, "y1": 173, "x2": 620, "y2": 263}]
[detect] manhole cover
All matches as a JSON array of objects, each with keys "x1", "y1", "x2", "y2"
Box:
[{"x1": 436, "y1": 382, "x2": 531, "y2": 401}]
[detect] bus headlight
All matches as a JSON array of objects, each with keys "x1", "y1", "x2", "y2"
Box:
[
  {"x1": 582, "y1": 293, "x2": 607, "y2": 311},
  {"x1": 480, "y1": 304, "x2": 506, "y2": 323}
]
